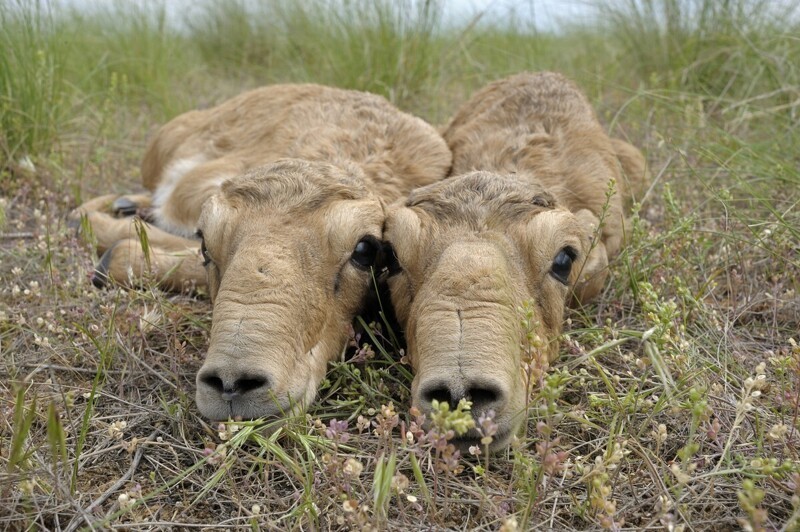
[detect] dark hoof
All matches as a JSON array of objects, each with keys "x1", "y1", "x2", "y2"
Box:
[
  {"x1": 67, "y1": 216, "x2": 83, "y2": 234},
  {"x1": 137, "y1": 207, "x2": 156, "y2": 224},
  {"x1": 91, "y1": 246, "x2": 115, "y2": 288},
  {"x1": 68, "y1": 212, "x2": 91, "y2": 242},
  {"x1": 112, "y1": 197, "x2": 139, "y2": 217}
]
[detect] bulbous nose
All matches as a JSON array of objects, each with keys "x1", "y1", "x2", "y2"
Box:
[
  {"x1": 199, "y1": 371, "x2": 270, "y2": 400},
  {"x1": 416, "y1": 375, "x2": 508, "y2": 415},
  {"x1": 196, "y1": 366, "x2": 273, "y2": 418}
]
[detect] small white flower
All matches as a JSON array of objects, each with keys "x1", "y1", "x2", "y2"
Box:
[
  {"x1": 391, "y1": 473, "x2": 409, "y2": 494},
  {"x1": 651, "y1": 424, "x2": 668, "y2": 443},
  {"x1": 499, "y1": 516, "x2": 519, "y2": 532},
  {"x1": 342, "y1": 499, "x2": 358, "y2": 513},
  {"x1": 343, "y1": 458, "x2": 363, "y2": 476},
  {"x1": 108, "y1": 420, "x2": 127, "y2": 439},
  {"x1": 768, "y1": 424, "x2": 788, "y2": 441},
  {"x1": 118, "y1": 492, "x2": 136, "y2": 509}
]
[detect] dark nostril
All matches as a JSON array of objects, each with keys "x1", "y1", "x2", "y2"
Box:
[
  {"x1": 235, "y1": 376, "x2": 268, "y2": 394},
  {"x1": 200, "y1": 372, "x2": 269, "y2": 400},
  {"x1": 421, "y1": 382, "x2": 455, "y2": 408},
  {"x1": 466, "y1": 385, "x2": 501, "y2": 411},
  {"x1": 201, "y1": 374, "x2": 225, "y2": 394},
  {"x1": 419, "y1": 379, "x2": 505, "y2": 412}
]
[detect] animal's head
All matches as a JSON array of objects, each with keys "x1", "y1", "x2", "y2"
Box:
[
  {"x1": 195, "y1": 159, "x2": 388, "y2": 420},
  {"x1": 384, "y1": 172, "x2": 607, "y2": 450}
]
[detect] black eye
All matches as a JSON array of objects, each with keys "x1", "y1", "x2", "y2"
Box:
[
  {"x1": 351, "y1": 237, "x2": 380, "y2": 270},
  {"x1": 550, "y1": 247, "x2": 576, "y2": 285}
]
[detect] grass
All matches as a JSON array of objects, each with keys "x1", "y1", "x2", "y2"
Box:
[
  {"x1": 1, "y1": 0, "x2": 799, "y2": 529},
  {"x1": 0, "y1": 0, "x2": 68, "y2": 160}
]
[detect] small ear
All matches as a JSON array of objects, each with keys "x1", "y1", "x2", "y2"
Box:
[
  {"x1": 571, "y1": 209, "x2": 610, "y2": 305},
  {"x1": 197, "y1": 193, "x2": 225, "y2": 229},
  {"x1": 383, "y1": 203, "x2": 423, "y2": 281},
  {"x1": 572, "y1": 241, "x2": 608, "y2": 305},
  {"x1": 385, "y1": 202, "x2": 423, "y2": 240}
]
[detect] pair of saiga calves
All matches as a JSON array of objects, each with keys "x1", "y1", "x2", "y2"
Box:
[{"x1": 75, "y1": 72, "x2": 646, "y2": 451}]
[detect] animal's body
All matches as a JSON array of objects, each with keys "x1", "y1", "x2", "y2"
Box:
[
  {"x1": 383, "y1": 72, "x2": 648, "y2": 449},
  {"x1": 74, "y1": 83, "x2": 452, "y2": 420}
]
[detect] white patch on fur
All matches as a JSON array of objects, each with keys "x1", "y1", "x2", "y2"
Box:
[{"x1": 151, "y1": 155, "x2": 225, "y2": 238}]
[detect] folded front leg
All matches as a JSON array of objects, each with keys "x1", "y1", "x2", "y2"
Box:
[
  {"x1": 71, "y1": 193, "x2": 156, "y2": 252},
  {"x1": 76, "y1": 211, "x2": 199, "y2": 255},
  {"x1": 92, "y1": 237, "x2": 206, "y2": 292},
  {"x1": 71, "y1": 193, "x2": 153, "y2": 218}
]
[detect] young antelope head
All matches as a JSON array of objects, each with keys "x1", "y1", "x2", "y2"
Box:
[
  {"x1": 195, "y1": 159, "x2": 388, "y2": 421},
  {"x1": 384, "y1": 172, "x2": 607, "y2": 450}
]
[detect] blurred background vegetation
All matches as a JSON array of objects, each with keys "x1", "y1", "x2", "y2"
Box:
[{"x1": 2, "y1": 0, "x2": 798, "y2": 162}]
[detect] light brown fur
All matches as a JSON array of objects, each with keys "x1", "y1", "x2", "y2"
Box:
[
  {"x1": 384, "y1": 72, "x2": 648, "y2": 449},
  {"x1": 73, "y1": 84, "x2": 451, "y2": 420}
]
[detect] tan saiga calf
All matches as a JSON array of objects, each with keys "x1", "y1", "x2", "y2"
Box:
[
  {"x1": 383, "y1": 72, "x2": 647, "y2": 450},
  {"x1": 73, "y1": 84, "x2": 451, "y2": 420}
]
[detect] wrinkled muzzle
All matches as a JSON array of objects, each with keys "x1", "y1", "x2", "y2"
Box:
[
  {"x1": 195, "y1": 299, "x2": 336, "y2": 420},
  {"x1": 406, "y1": 243, "x2": 528, "y2": 450},
  {"x1": 195, "y1": 248, "x2": 339, "y2": 421}
]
